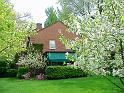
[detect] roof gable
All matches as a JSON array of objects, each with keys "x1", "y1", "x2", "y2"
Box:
[
  {"x1": 38, "y1": 21, "x2": 67, "y2": 32},
  {"x1": 31, "y1": 21, "x2": 77, "y2": 52}
]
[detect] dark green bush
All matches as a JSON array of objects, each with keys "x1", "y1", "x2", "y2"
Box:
[
  {"x1": 8, "y1": 62, "x2": 17, "y2": 69},
  {"x1": 6, "y1": 69, "x2": 17, "y2": 77},
  {"x1": 0, "y1": 58, "x2": 8, "y2": 77},
  {"x1": 0, "y1": 61, "x2": 7, "y2": 67},
  {"x1": 0, "y1": 56, "x2": 17, "y2": 77},
  {"x1": 45, "y1": 66, "x2": 87, "y2": 79},
  {"x1": 0, "y1": 67, "x2": 7, "y2": 77},
  {"x1": 17, "y1": 67, "x2": 28, "y2": 78}
]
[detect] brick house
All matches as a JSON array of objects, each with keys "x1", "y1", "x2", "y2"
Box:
[{"x1": 30, "y1": 21, "x2": 77, "y2": 65}]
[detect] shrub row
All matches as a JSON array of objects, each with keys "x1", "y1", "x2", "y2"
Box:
[
  {"x1": 5, "y1": 69, "x2": 17, "y2": 77},
  {"x1": 0, "y1": 69, "x2": 17, "y2": 77},
  {"x1": 0, "y1": 57, "x2": 17, "y2": 77},
  {"x1": 45, "y1": 66, "x2": 87, "y2": 79},
  {"x1": 17, "y1": 67, "x2": 29, "y2": 78},
  {"x1": 0, "y1": 67, "x2": 29, "y2": 78},
  {"x1": 0, "y1": 65, "x2": 87, "y2": 79},
  {"x1": 0, "y1": 59, "x2": 7, "y2": 77}
]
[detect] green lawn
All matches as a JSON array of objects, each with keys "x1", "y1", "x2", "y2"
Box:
[{"x1": 0, "y1": 76, "x2": 124, "y2": 93}]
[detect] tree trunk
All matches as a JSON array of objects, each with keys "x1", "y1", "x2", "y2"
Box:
[{"x1": 119, "y1": 39, "x2": 124, "y2": 67}]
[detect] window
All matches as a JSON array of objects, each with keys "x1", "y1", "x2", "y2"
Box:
[
  {"x1": 58, "y1": 29, "x2": 61, "y2": 33},
  {"x1": 49, "y1": 40, "x2": 56, "y2": 49}
]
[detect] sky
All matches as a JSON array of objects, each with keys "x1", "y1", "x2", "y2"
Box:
[{"x1": 10, "y1": 0, "x2": 59, "y2": 23}]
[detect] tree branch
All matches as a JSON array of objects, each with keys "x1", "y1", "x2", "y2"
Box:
[
  {"x1": 119, "y1": 77, "x2": 124, "y2": 86},
  {"x1": 0, "y1": 44, "x2": 13, "y2": 53},
  {"x1": 97, "y1": 0, "x2": 103, "y2": 14},
  {"x1": 111, "y1": 3, "x2": 116, "y2": 17},
  {"x1": 104, "y1": 76, "x2": 124, "y2": 90},
  {"x1": 72, "y1": 0, "x2": 86, "y2": 16},
  {"x1": 119, "y1": 38, "x2": 124, "y2": 66}
]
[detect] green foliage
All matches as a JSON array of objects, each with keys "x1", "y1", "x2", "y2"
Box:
[
  {"x1": 0, "y1": 57, "x2": 8, "y2": 77},
  {"x1": 0, "y1": 58, "x2": 17, "y2": 77},
  {"x1": 17, "y1": 67, "x2": 28, "y2": 78},
  {"x1": 45, "y1": 66, "x2": 87, "y2": 79},
  {"x1": 0, "y1": 68, "x2": 7, "y2": 77},
  {"x1": 0, "y1": 58, "x2": 8, "y2": 67},
  {"x1": 0, "y1": 56, "x2": 17, "y2": 69},
  {"x1": 58, "y1": 0, "x2": 94, "y2": 24},
  {"x1": 0, "y1": 0, "x2": 34, "y2": 59},
  {"x1": 44, "y1": 6, "x2": 58, "y2": 27},
  {"x1": 32, "y1": 44, "x2": 43, "y2": 52},
  {"x1": 0, "y1": 56, "x2": 17, "y2": 77},
  {"x1": 63, "y1": 61, "x2": 67, "y2": 66},
  {"x1": 6, "y1": 69, "x2": 17, "y2": 77},
  {"x1": 8, "y1": 61, "x2": 17, "y2": 69}
]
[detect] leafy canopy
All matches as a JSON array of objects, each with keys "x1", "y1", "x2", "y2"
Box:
[
  {"x1": 44, "y1": 7, "x2": 58, "y2": 27},
  {"x1": 0, "y1": 0, "x2": 34, "y2": 59}
]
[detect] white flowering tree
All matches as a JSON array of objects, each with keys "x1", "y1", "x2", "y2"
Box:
[
  {"x1": 60, "y1": 0, "x2": 124, "y2": 89},
  {"x1": 17, "y1": 44, "x2": 46, "y2": 77},
  {"x1": 17, "y1": 53, "x2": 46, "y2": 70}
]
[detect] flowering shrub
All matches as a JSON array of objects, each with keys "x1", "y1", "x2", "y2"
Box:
[
  {"x1": 17, "y1": 52, "x2": 46, "y2": 78},
  {"x1": 17, "y1": 53, "x2": 46, "y2": 69}
]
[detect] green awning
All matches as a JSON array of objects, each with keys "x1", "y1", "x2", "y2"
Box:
[{"x1": 47, "y1": 52, "x2": 73, "y2": 62}]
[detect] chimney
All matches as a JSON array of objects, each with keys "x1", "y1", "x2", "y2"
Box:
[{"x1": 36, "y1": 23, "x2": 42, "y2": 30}]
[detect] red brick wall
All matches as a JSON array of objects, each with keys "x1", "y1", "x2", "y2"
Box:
[{"x1": 30, "y1": 22, "x2": 77, "y2": 52}]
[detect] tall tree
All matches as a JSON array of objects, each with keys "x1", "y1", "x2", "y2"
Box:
[
  {"x1": 58, "y1": 0, "x2": 95, "y2": 33},
  {"x1": 0, "y1": 0, "x2": 34, "y2": 59},
  {"x1": 58, "y1": 0, "x2": 94, "y2": 16},
  {"x1": 60, "y1": 0, "x2": 124, "y2": 89},
  {"x1": 44, "y1": 7, "x2": 58, "y2": 27}
]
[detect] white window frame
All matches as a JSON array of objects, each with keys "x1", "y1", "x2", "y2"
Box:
[{"x1": 49, "y1": 40, "x2": 56, "y2": 49}]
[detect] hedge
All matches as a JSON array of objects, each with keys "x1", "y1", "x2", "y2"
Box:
[
  {"x1": 5, "y1": 69, "x2": 17, "y2": 77},
  {"x1": 0, "y1": 59, "x2": 8, "y2": 77},
  {"x1": 17, "y1": 67, "x2": 29, "y2": 78},
  {"x1": 0, "y1": 68, "x2": 17, "y2": 77},
  {"x1": 45, "y1": 66, "x2": 87, "y2": 79},
  {"x1": 0, "y1": 57, "x2": 17, "y2": 77}
]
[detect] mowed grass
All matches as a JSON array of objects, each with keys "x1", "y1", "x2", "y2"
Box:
[{"x1": 0, "y1": 76, "x2": 124, "y2": 93}]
